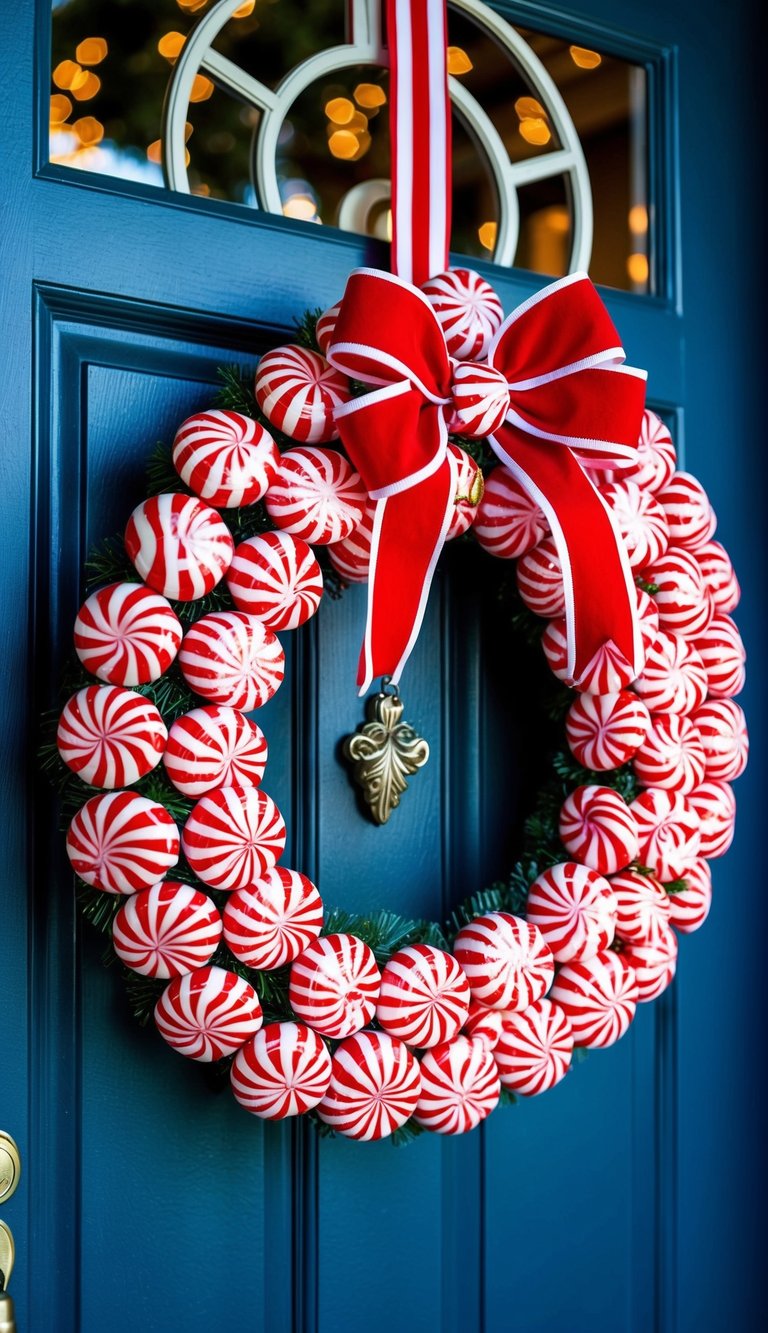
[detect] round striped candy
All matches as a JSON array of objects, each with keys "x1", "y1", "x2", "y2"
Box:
[
  {"x1": 124, "y1": 493, "x2": 234, "y2": 601},
  {"x1": 178, "y1": 611, "x2": 285, "y2": 711},
  {"x1": 473, "y1": 467, "x2": 547, "y2": 560},
  {"x1": 445, "y1": 444, "x2": 483, "y2": 540},
  {"x1": 315, "y1": 302, "x2": 341, "y2": 356},
  {"x1": 316, "y1": 1030, "x2": 420, "y2": 1141},
  {"x1": 222, "y1": 867, "x2": 323, "y2": 970},
  {"x1": 254, "y1": 344, "x2": 350, "y2": 443},
  {"x1": 447, "y1": 361, "x2": 510, "y2": 438},
  {"x1": 549, "y1": 951, "x2": 638, "y2": 1049},
  {"x1": 542, "y1": 584, "x2": 659, "y2": 694},
  {"x1": 644, "y1": 546, "x2": 711, "y2": 638},
  {"x1": 182, "y1": 786, "x2": 286, "y2": 892},
  {"x1": 494, "y1": 998, "x2": 574, "y2": 1095},
  {"x1": 66, "y1": 792, "x2": 179, "y2": 895},
  {"x1": 231, "y1": 1022, "x2": 332, "y2": 1119},
  {"x1": 625, "y1": 410, "x2": 676, "y2": 493},
  {"x1": 264, "y1": 446, "x2": 367, "y2": 545},
  {"x1": 558, "y1": 785, "x2": 639, "y2": 875},
  {"x1": 57, "y1": 685, "x2": 167, "y2": 788},
  {"x1": 687, "y1": 780, "x2": 736, "y2": 858},
  {"x1": 327, "y1": 502, "x2": 375, "y2": 583},
  {"x1": 630, "y1": 788, "x2": 700, "y2": 881},
  {"x1": 289, "y1": 934, "x2": 381, "y2": 1039},
  {"x1": 694, "y1": 614, "x2": 745, "y2": 699},
  {"x1": 565, "y1": 691, "x2": 651, "y2": 770},
  {"x1": 163, "y1": 705, "x2": 267, "y2": 797},
  {"x1": 621, "y1": 927, "x2": 678, "y2": 1002},
  {"x1": 376, "y1": 944, "x2": 470, "y2": 1049},
  {"x1": 226, "y1": 531, "x2": 323, "y2": 630},
  {"x1": 656, "y1": 472, "x2": 716, "y2": 551},
  {"x1": 112, "y1": 881, "x2": 222, "y2": 978},
  {"x1": 74, "y1": 582, "x2": 182, "y2": 685},
  {"x1": 421, "y1": 268, "x2": 504, "y2": 361},
  {"x1": 633, "y1": 714, "x2": 706, "y2": 794},
  {"x1": 462, "y1": 998, "x2": 503, "y2": 1050},
  {"x1": 632, "y1": 630, "x2": 707, "y2": 716},
  {"x1": 692, "y1": 540, "x2": 740, "y2": 613},
  {"x1": 172, "y1": 409, "x2": 279, "y2": 508},
  {"x1": 154, "y1": 965, "x2": 263, "y2": 1062},
  {"x1": 525, "y1": 862, "x2": 617, "y2": 963},
  {"x1": 414, "y1": 1036, "x2": 500, "y2": 1134},
  {"x1": 599, "y1": 480, "x2": 669, "y2": 570},
  {"x1": 453, "y1": 912, "x2": 554, "y2": 1012},
  {"x1": 691, "y1": 699, "x2": 748, "y2": 781},
  {"x1": 666, "y1": 857, "x2": 712, "y2": 933},
  {"x1": 609, "y1": 870, "x2": 671, "y2": 946},
  {"x1": 517, "y1": 536, "x2": 565, "y2": 618}
]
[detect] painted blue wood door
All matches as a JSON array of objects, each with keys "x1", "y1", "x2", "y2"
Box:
[{"x1": 2, "y1": 1, "x2": 766, "y2": 1330}]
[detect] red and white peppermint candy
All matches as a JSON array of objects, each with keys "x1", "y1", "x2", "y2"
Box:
[
  {"x1": 264, "y1": 446, "x2": 367, "y2": 545},
  {"x1": 517, "y1": 536, "x2": 565, "y2": 618},
  {"x1": 633, "y1": 713, "x2": 706, "y2": 794},
  {"x1": 154, "y1": 965, "x2": 263, "y2": 1062},
  {"x1": 254, "y1": 344, "x2": 350, "y2": 443},
  {"x1": 494, "y1": 998, "x2": 574, "y2": 1095},
  {"x1": 315, "y1": 302, "x2": 341, "y2": 356},
  {"x1": 163, "y1": 706, "x2": 267, "y2": 797},
  {"x1": 549, "y1": 951, "x2": 638, "y2": 1049},
  {"x1": 414, "y1": 1036, "x2": 500, "y2": 1134},
  {"x1": 445, "y1": 444, "x2": 483, "y2": 540},
  {"x1": 691, "y1": 699, "x2": 748, "y2": 781},
  {"x1": 621, "y1": 927, "x2": 678, "y2": 1002},
  {"x1": 565, "y1": 691, "x2": 651, "y2": 770},
  {"x1": 543, "y1": 584, "x2": 659, "y2": 693},
  {"x1": 231, "y1": 1022, "x2": 332, "y2": 1119},
  {"x1": 222, "y1": 867, "x2": 323, "y2": 970},
  {"x1": 694, "y1": 614, "x2": 746, "y2": 699},
  {"x1": 632, "y1": 629, "x2": 707, "y2": 716},
  {"x1": 609, "y1": 870, "x2": 671, "y2": 946},
  {"x1": 666, "y1": 857, "x2": 712, "y2": 933},
  {"x1": 226, "y1": 531, "x2": 323, "y2": 630},
  {"x1": 462, "y1": 998, "x2": 503, "y2": 1050},
  {"x1": 172, "y1": 409, "x2": 279, "y2": 508},
  {"x1": 289, "y1": 934, "x2": 381, "y2": 1039},
  {"x1": 656, "y1": 472, "x2": 716, "y2": 551},
  {"x1": 182, "y1": 786, "x2": 286, "y2": 892},
  {"x1": 453, "y1": 912, "x2": 554, "y2": 1012},
  {"x1": 66, "y1": 791, "x2": 179, "y2": 895},
  {"x1": 376, "y1": 944, "x2": 470, "y2": 1049},
  {"x1": 687, "y1": 780, "x2": 736, "y2": 858},
  {"x1": 57, "y1": 685, "x2": 167, "y2": 788},
  {"x1": 112, "y1": 881, "x2": 222, "y2": 978},
  {"x1": 630, "y1": 788, "x2": 700, "y2": 880},
  {"x1": 644, "y1": 546, "x2": 711, "y2": 638},
  {"x1": 421, "y1": 267, "x2": 504, "y2": 361},
  {"x1": 692, "y1": 540, "x2": 740, "y2": 613},
  {"x1": 473, "y1": 467, "x2": 547, "y2": 560},
  {"x1": 327, "y1": 502, "x2": 375, "y2": 583},
  {"x1": 316, "y1": 1030, "x2": 420, "y2": 1141},
  {"x1": 178, "y1": 611, "x2": 285, "y2": 711},
  {"x1": 599, "y1": 480, "x2": 669, "y2": 570},
  {"x1": 558, "y1": 785, "x2": 639, "y2": 875},
  {"x1": 447, "y1": 361, "x2": 509, "y2": 438},
  {"x1": 74, "y1": 582, "x2": 182, "y2": 685},
  {"x1": 124, "y1": 493, "x2": 234, "y2": 601},
  {"x1": 525, "y1": 862, "x2": 617, "y2": 963},
  {"x1": 625, "y1": 410, "x2": 676, "y2": 493}
]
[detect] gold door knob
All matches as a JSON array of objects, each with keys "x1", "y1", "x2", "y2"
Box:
[{"x1": 0, "y1": 1137, "x2": 19, "y2": 1206}]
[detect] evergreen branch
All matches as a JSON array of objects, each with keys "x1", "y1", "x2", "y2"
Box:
[
  {"x1": 85, "y1": 536, "x2": 137, "y2": 590},
  {"x1": 294, "y1": 307, "x2": 323, "y2": 352}
]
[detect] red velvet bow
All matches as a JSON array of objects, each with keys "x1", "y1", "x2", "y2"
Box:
[{"x1": 329, "y1": 268, "x2": 647, "y2": 692}]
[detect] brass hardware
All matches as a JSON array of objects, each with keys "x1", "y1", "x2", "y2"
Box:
[
  {"x1": 0, "y1": 1220, "x2": 14, "y2": 1293},
  {"x1": 344, "y1": 679, "x2": 430, "y2": 825},
  {"x1": 0, "y1": 1290, "x2": 16, "y2": 1333},
  {"x1": 0, "y1": 1137, "x2": 20, "y2": 1205}
]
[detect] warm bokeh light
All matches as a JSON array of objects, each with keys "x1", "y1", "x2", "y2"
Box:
[
  {"x1": 147, "y1": 139, "x2": 163, "y2": 164},
  {"x1": 325, "y1": 97, "x2": 355, "y2": 125},
  {"x1": 569, "y1": 46, "x2": 602, "y2": 70},
  {"x1": 50, "y1": 94, "x2": 72, "y2": 125},
  {"x1": 157, "y1": 31, "x2": 185, "y2": 61},
  {"x1": 478, "y1": 220, "x2": 498, "y2": 251},
  {"x1": 354, "y1": 83, "x2": 386, "y2": 109},
  {"x1": 515, "y1": 96, "x2": 545, "y2": 120},
  {"x1": 190, "y1": 74, "x2": 214, "y2": 102},
  {"x1": 282, "y1": 194, "x2": 318, "y2": 221},
  {"x1": 627, "y1": 253, "x2": 649, "y2": 284},
  {"x1": 328, "y1": 129, "x2": 360, "y2": 160},
  {"x1": 75, "y1": 38, "x2": 108, "y2": 66},
  {"x1": 73, "y1": 116, "x2": 104, "y2": 146},
  {"x1": 519, "y1": 118, "x2": 551, "y2": 146},
  {"x1": 72, "y1": 71, "x2": 101, "y2": 102},
  {"x1": 233, "y1": 1, "x2": 256, "y2": 16},
  {"x1": 352, "y1": 130, "x2": 372, "y2": 160},
  {"x1": 447, "y1": 46, "x2": 473, "y2": 75},
  {"x1": 53, "y1": 60, "x2": 88, "y2": 92},
  {"x1": 177, "y1": 0, "x2": 209, "y2": 11},
  {"x1": 184, "y1": 121, "x2": 194, "y2": 142},
  {"x1": 541, "y1": 205, "x2": 569, "y2": 234},
  {"x1": 629, "y1": 204, "x2": 649, "y2": 234}
]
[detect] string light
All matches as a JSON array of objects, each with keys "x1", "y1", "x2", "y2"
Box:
[
  {"x1": 478, "y1": 221, "x2": 497, "y2": 251},
  {"x1": 515, "y1": 96, "x2": 545, "y2": 119},
  {"x1": 629, "y1": 204, "x2": 649, "y2": 234},
  {"x1": 354, "y1": 83, "x2": 386, "y2": 108},
  {"x1": 282, "y1": 194, "x2": 318, "y2": 221},
  {"x1": 72, "y1": 72, "x2": 101, "y2": 102},
  {"x1": 328, "y1": 129, "x2": 360, "y2": 160},
  {"x1": 569, "y1": 46, "x2": 602, "y2": 69},
  {"x1": 75, "y1": 38, "x2": 108, "y2": 66},
  {"x1": 73, "y1": 116, "x2": 104, "y2": 146},
  {"x1": 627, "y1": 253, "x2": 649, "y2": 284},
  {"x1": 176, "y1": 0, "x2": 209, "y2": 12},
  {"x1": 157, "y1": 32, "x2": 186, "y2": 62},
  {"x1": 519, "y1": 118, "x2": 551, "y2": 146},
  {"x1": 447, "y1": 46, "x2": 473, "y2": 75},
  {"x1": 233, "y1": 1, "x2": 256, "y2": 16},
  {"x1": 189, "y1": 75, "x2": 214, "y2": 102},
  {"x1": 52, "y1": 60, "x2": 88, "y2": 92},
  {"x1": 50, "y1": 94, "x2": 72, "y2": 125},
  {"x1": 325, "y1": 97, "x2": 355, "y2": 125}
]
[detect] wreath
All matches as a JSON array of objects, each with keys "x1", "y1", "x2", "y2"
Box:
[{"x1": 43, "y1": 0, "x2": 748, "y2": 1145}]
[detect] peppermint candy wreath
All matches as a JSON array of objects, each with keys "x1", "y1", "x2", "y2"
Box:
[{"x1": 43, "y1": 263, "x2": 748, "y2": 1144}]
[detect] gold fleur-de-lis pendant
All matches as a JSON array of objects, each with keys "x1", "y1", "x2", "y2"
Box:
[{"x1": 343, "y1": 679, "x2": 430, "y2": 825}]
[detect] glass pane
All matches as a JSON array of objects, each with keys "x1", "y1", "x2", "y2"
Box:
[{"x1": 49, "y1": 0, "x2": 652, "y2": 293}]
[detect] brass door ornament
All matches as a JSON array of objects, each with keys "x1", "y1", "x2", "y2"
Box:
[{"x1": 344, "y1": 679, "x2": 430, "y2": 825}]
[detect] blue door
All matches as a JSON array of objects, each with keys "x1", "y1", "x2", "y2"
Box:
[{"x1": 2, "y1": 1, "x2": 765, "y2": 1329}]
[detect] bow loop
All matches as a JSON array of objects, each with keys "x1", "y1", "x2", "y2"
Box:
[{"x1": 329, "y1": 269, "x2": 452, "y2": 402}]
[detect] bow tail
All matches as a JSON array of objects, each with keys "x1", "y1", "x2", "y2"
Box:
[{"x1": 491, "y1": 425, "x2": 643, "y2": 686}]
